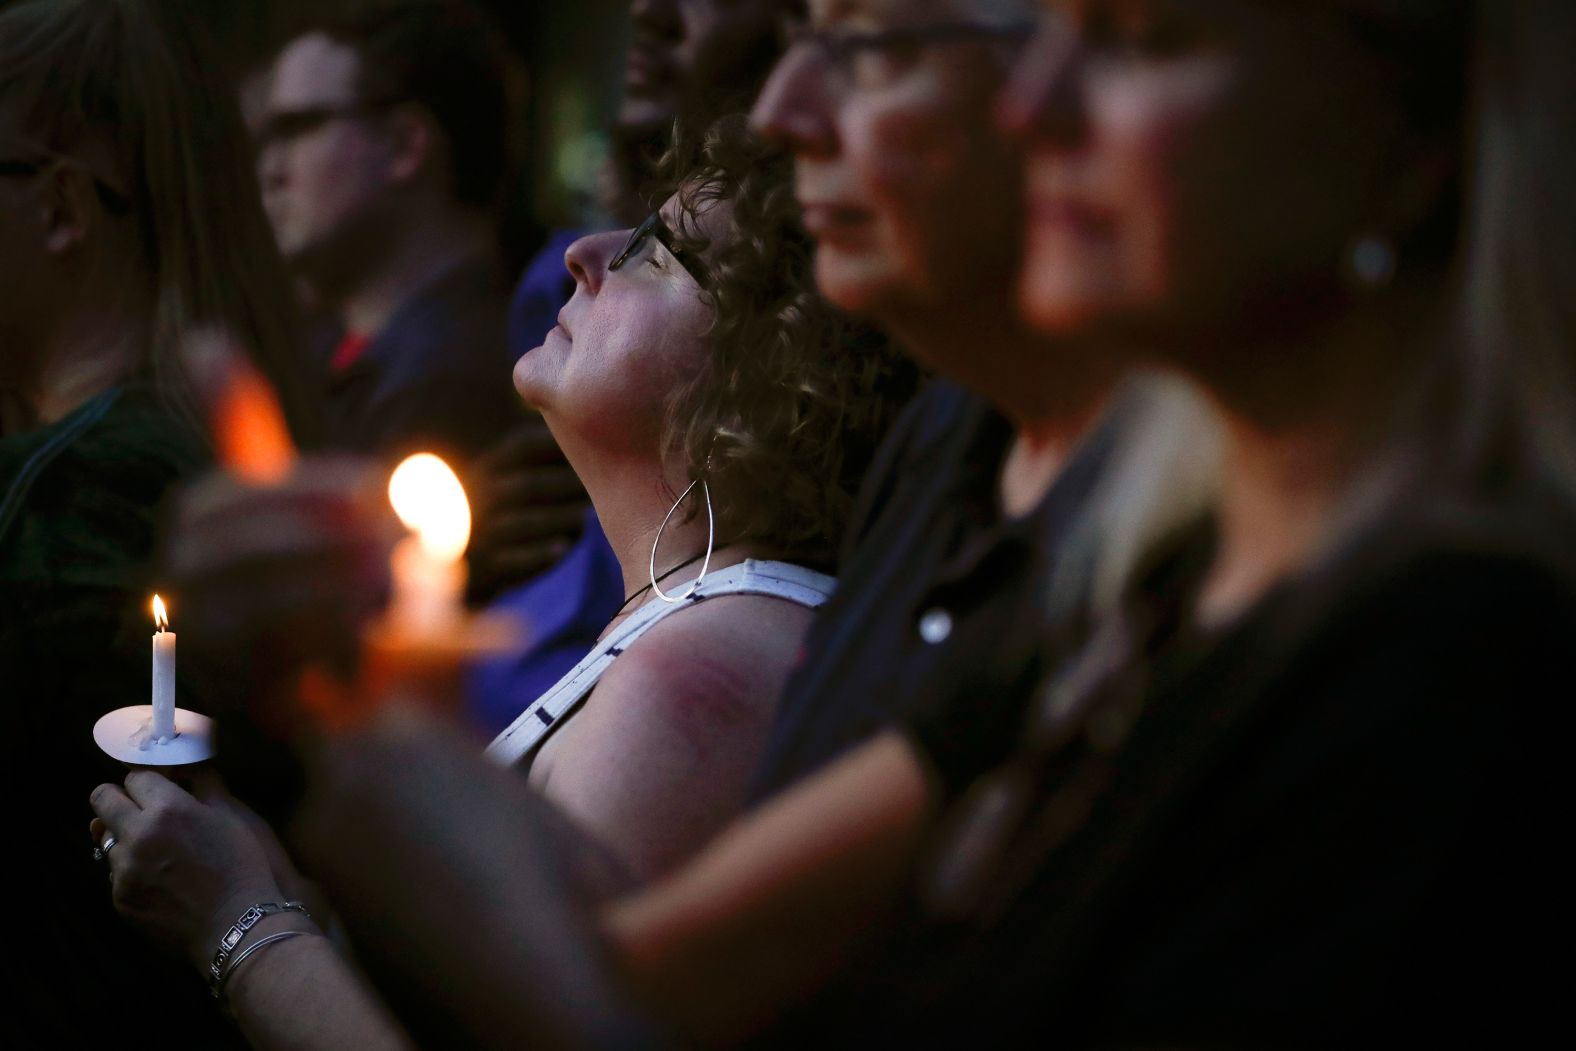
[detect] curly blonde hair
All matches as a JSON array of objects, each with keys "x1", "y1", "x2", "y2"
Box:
[{"x1": 654, "y1": 115, "x2": 917, "y2": 567}]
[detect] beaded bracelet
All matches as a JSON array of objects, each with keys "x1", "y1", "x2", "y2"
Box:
[{"x1": 206, "y1": 901, "x2": 311, "y2": 998}]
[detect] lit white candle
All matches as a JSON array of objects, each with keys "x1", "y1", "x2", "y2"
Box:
[
  {"x1": 387, "y1": 454, "x2": 471, "y2": 634},
  {"x1": 151, "y1": 594, "x2": 176, "y2": 741}
]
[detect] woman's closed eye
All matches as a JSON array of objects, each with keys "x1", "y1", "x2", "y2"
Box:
[{"x1": 609, "y1": 212, "x2": 708, "y2": 286}]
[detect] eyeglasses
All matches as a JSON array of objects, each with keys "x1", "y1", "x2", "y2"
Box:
[
  {"x1": 607, "y1": 212, "x2": 708, "y2": 286},
  {"x1": 253, "y1": 102, "x2": 394, "y2": 151},
  {"x1": 0, "y1": 152, "x2": 133, "y2": 216},
  {"x1": 780, "y1": 19, "x2": 1035, "y2": 90}
]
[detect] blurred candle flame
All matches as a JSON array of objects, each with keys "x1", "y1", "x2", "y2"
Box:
[
  {"x1": 182, "y1": 328, "x2": 297, "y2": 485},
  {"x1": 216, "y1": 367, "x2": 295, "y2": 484},
  {"x1": 152, "y1": 594, "x2": 169, "y2": 632},
  {"x1": 388, "y1": 454, "x2": 471, "y2": 562}
]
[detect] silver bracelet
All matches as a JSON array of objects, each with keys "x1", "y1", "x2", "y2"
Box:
[
  {"x1": 207, "y1": 901, "x2": 311, "y2": 997},
  {"x1": 215, "y1": 930, "x2": 310, "y2": 1001}
]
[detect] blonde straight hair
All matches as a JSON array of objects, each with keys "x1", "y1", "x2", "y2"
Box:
[{"x1": 1451, "y1": 0, "x2": 1576, "y2": 509}]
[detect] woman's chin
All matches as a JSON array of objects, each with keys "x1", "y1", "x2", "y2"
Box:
[
  {"x1": 813, "y1": 248, "x2": 907, "y2": 318},
  {"x1": 512, "y1": 350, "x2": 549, "y2": 408}
]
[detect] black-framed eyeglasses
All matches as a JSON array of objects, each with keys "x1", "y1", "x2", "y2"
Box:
[
  {"x1": 253, "y1": 102, "x2": 395, "y2": 151},
  {"x1": 781, "y1": 19, "x2": 1035, "y2": 88},
  {"x1": 0, "y1": 154, "x2": 133, "y2": 216},
  {"x1": 607, "y1": 212, "x2": 708, "y2": 286}
]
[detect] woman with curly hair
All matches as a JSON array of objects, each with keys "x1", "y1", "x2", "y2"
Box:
[
  {"x1": 492, "y1": 116, "x2": 909, "y2": 879},
  {"x1": 83, "y1": 115, "x2": 911, "y2": 1050}
]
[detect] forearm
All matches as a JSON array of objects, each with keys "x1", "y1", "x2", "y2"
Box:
[
  {"x1": 290, "y1": 705, "x2": 656, "y2": 1049},
  {"x1": 225, "y1": 918, "x2": 413, "y2": 1051},
  {"x1": 604, "y1": 732, "x2": 932, "y2": 1044}
]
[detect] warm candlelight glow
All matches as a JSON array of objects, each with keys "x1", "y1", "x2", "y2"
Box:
[
  {"x1": 388, "y1": 454, "x2": 471, "y2": 561},
  {"x1": 183, "y1": 328, "x2": 297, "y2": 485},
  {"x1": 152, "y1": 594, "x2": 169, "y2": 632}
]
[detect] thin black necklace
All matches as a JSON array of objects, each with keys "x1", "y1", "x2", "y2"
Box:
[{"x1": 613, "y1": 551, "x2": 708, "y2": 619}]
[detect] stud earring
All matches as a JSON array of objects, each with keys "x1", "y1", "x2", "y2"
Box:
[{"x1": 1346, "y1": 234, "x2": 1398, "y2": 291}]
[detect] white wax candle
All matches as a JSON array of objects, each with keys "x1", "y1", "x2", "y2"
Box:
[
  {"x1": 152, "y1": 629, "x2": 176, "y2": 740},
  {"x1": 151, "y1": 596, "x2": 176, "y2": 741},
  {"x1": 386, "y1": 454, "x2": 471, "y2": 637},
  {"x1": 390, "y1": 535, "x2": 465, "y2": 634}
]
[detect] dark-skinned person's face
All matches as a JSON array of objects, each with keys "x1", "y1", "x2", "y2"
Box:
[
  {"x1": 998, "y1": 0, "x2": 1441, "y2": 347},
  {"x1": 621, "y1": 0, "x2": 788, "y2": 136}
]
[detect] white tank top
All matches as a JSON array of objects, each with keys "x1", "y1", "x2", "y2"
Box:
[{"x1": 485, "y1": 559, "x2": 836, "y2": 769}]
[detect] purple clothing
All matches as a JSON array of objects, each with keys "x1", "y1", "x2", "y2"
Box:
[
  {"x1": 467, "y1": 230, "x2": 624, "y2": 736},
  {"x1": 505, "y1": 228, "x2": 582, "y2": 366},
  {"x1": 467, "y1": 507, "x2": 624, "y2": 735}
]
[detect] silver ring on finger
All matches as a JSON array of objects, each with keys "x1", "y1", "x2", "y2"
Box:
[{"x1": 91, "y1": 834, "x2": 119, "y2": 863}]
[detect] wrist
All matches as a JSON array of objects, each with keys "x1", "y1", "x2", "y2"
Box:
[
  {"x1": 194, "y1": 890, "x2": 300, "y2": 980},
  {"x1": 215, "y1": 914, "x2": 323, "y2": 1008}
]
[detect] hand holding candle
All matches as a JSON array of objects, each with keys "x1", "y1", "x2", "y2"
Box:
[{"x1": 303, "y1": 453, "x2": 517, "y2": 730}]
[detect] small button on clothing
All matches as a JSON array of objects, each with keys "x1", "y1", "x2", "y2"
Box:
[{"x1": 918, "y1": 608, "x2": 954, "y2": 644}]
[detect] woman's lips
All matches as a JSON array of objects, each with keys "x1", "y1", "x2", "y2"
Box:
[
  {"x1": 1027, "y1": 196, "x2": 1119, "y2": 241},
  {"x1": 624, "y1": 49, "x2": 674, "y2": 96}
]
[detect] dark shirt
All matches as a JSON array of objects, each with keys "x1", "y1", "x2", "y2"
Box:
[
  {"x1": 319, "y1": 255, "x2": 523, "y2": 467},
  {"x1": 746, "y1": 379, "x2": 1125, "y2": 803},
  {"x1": 0, "y1": 385, "x2": 240, "y2": 1048},
  {"x1": 843, "y1": 499, "x2": 1576, "y2": 1047}
]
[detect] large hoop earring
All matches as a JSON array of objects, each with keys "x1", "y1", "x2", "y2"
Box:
[{"x1": 649, "y1": 477, "x2": 714, "y2": 603}]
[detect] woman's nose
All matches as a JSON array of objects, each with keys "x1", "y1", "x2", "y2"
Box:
[
  {"x1": 751, "y1": 45, "x2": 838, "y2": 158},
  {"x1": 564, "y1": 229, "x2": 625, "y2": 294},
  {"x1": 996, "y1": 15, "x2": 1089, "y2": 149},
  {"x1": 256, "y1": 140, "x2": 288, "y2": 193}
]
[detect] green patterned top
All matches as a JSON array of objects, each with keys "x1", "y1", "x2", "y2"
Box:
[{"x1": 1, "y1": 384, "x2": 242, "y2": 1046}]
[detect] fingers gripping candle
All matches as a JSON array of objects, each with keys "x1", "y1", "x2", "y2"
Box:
[{"x1": 151, "y1": 595, "x2": 177, "y2": 741}]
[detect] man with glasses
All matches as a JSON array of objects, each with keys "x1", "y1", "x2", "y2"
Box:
[{"x1": 253, "y1": 0, "x2": 523, "y2": 470}]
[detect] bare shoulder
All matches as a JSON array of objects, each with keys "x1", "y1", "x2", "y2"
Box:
[
  {"x1": 594, "y1": 592, "x2": 818, "y2": 716},
  {"x1": 532, "y1": 592, "x2": 823, "y2": 877}
]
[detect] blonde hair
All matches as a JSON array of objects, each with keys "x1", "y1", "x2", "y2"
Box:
[
  {"x1": 0, "y1": 0, "x2": 320, "y2": 442},
  {"x1": 1449, "y1": 0, "x2": 1576, "y2": 508}
]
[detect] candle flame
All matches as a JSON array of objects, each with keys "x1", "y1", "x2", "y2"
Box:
[
  {"x1": 152, "y1": 594, "x2": 169, "y2": 632},
  {"x1": 182, "y1": 328, "x2": 297, "y2": 485},
  {"x1": 388, "y1": 453, "x2": 471, "y2": 562}
]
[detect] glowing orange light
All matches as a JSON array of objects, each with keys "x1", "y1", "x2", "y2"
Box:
[
  {"x1": 388, "y1": 454, "x2": 471, "y2": 561},
  {"x1": 152, "y1": 594, "x2": 169, "y2": 632},
  {"x1": 215, "y1": 366, "x2": 296, "y2": 485}
]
